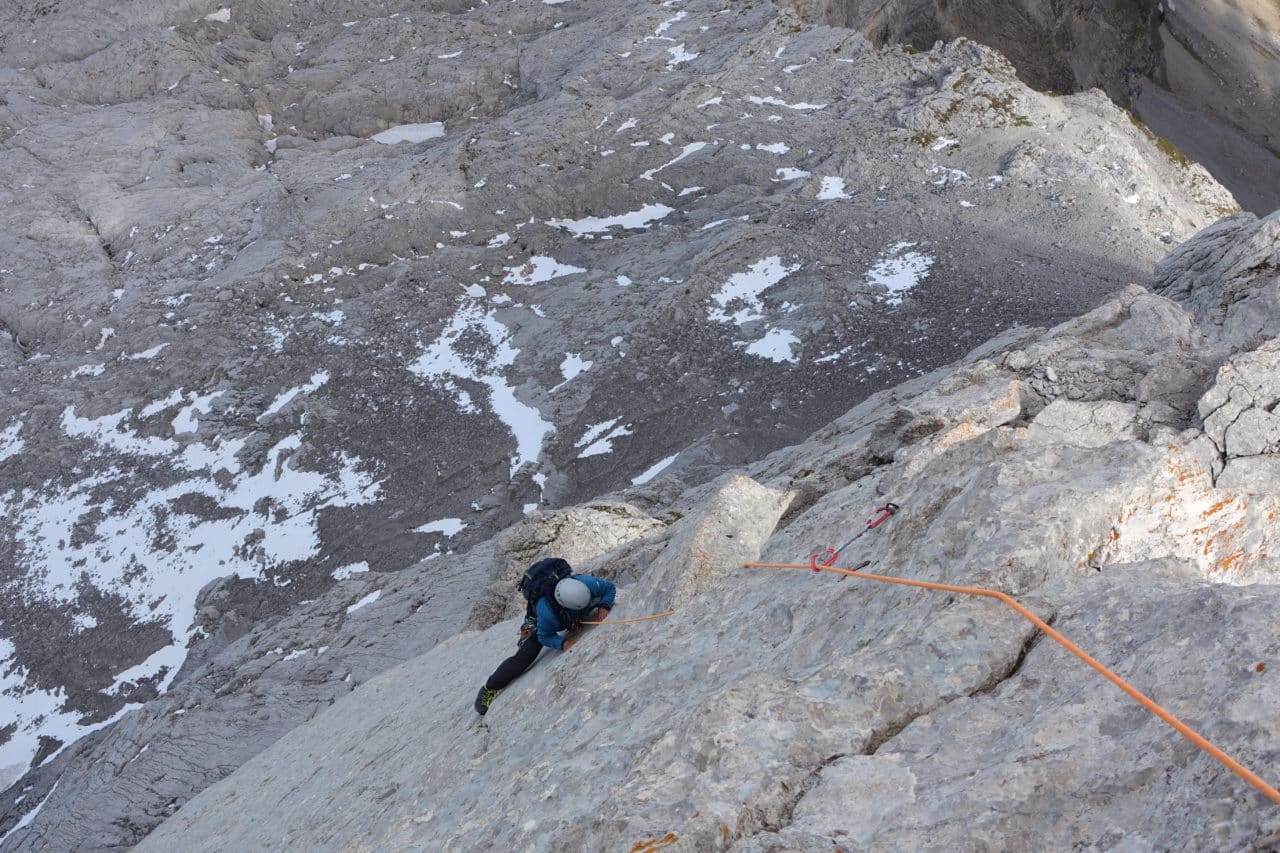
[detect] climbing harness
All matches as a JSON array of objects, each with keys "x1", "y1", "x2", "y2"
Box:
[
  {"x1": 742, "y1": 558, "x2": 1280, "y2": 807},
  {"x1": 809, "y1": 502, "x2": 899, "y2": 570}
]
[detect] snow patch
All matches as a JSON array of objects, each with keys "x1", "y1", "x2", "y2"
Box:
[
  {"x1": 631, "y1": 453, "x2": 678, "y2": 485},
  {"x1": 409, "y1": 304, "x2": 553, "y2": 477},
  {"x1": 746, "y1": 95, "x2": 827, "y2": 111},
  {"x1": 172, "y1": 390, "x2": 224, "y2": 434},
  {"x1": 0, "y1": 412, "x2": 379, "y2": 778},
  {"x1": 701, "y1": 215, "x2": 748, "y2": 230},
  {"x1": 0, "y1": 778, "x2": 58, "y2": 846},
  {"x1": 333, "y1": 562, "x2": 370, "y2": 581},
  {"x1": 741, "y1": 328, "x2": 800, "y2": 363},
  {"x1": 125, "y1": 343, "x2": 168, "y2": 361},
  {"x1": 547, "y1": 204, "x2": 674, "y2": 235},
  {"x1": 638, "y1": 143, "x2": 708, "y2": 181},
  {"x1": 814, "y1": 344, "x2": 854, "y2": 364},
  {"x1": 371, "y1": 123, "x2": 445, "y2": 144},
  {"x1": 553, "y1": 353, "x2": 593, "y2": 390},
  {"x1": 0, "y1": 422, "x2": 22, "y2": 463},
  {"x1": 258, "y1": 372, "x2": 330, "y2": 421},
  {"x1": 864, "y1": 242, "x2": 934, "y2": 306},
  {"x1": 415, "y1": 518, "x2": 466, "y2": 536},
  {"x1": 666, "y1": 44, "x2": 699, "y2": 69},
  {"x1": 653, "y1": 10, "x2": 687, "y2": 38},
  {"x1": 818, "y1": 177, "x2": 852, "y2": 200},
  {"x1": 346, "y1": 590, "x2": 382, "y2": 614},
  {"x1": 575, "y1": 419, "x2": 634, "y2": 459},
  {"x1": 708, "y1": 257, "x2": 801, "y2": 325},
  {"x1": 503, "y1": 256, "x2": 587, "y2": 285},
  {"x1": 69, "y1": 364, "x2": 105, "y2": 378},
  {"x1": 928, "y1": 166, "x2": 969, "y2": 187}
]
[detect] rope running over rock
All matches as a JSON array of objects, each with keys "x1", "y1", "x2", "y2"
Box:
[{"x1": 743, "y1": 559, "x2": 1280, "y2": 807}]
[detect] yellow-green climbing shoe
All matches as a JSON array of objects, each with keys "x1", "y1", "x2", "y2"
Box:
[{"x1": 474, "y1": 686, "x2": 502, "y2": 715}]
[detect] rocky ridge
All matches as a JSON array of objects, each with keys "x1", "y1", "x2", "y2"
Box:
[
  {"x1": 7, "y1": 208, "x2": 1279, "y2": 849},
  {"x1": 0, "y1": 0, "x2": 1240, "y2": 810},
  {"x1": 805, "y1": 0, "x2": 1280, "y2": 214}
]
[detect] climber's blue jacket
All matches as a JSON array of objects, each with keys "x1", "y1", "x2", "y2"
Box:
[{"x1": 535, "y1": 574, "x2": 616, "y2": 650}]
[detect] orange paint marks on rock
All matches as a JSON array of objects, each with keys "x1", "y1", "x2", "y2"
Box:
[
  {"x1": 1203, "y1": 497, "x2": 1238, "y2": 517},
  {"x1": 1202, "y1": 516, "x2": 1250, "y2": 574},
  {"x1": 1216, "y1": 550, "x2": 1246, "y2": 573},
  {"x1": 1164, "y1": 447, "x2": 1206, "y2": 487},
  {"x1": 939, "y1": 420, "x2": 980, "y2": 449},
  {"x1": 632, "y1": 833, "x2": 679, "y2": 853}
]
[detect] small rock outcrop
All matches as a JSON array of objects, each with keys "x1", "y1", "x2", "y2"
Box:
[
  {"x1": 635, "y1": 475, "x2": 793, "y2": 612},
  {"x1": 1154, "y1": 210, "x2": 1280, "y2": 348}
]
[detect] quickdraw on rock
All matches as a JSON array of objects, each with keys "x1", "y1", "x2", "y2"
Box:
[{"x1": 809, "y1": 502, "x2": 899, "y2": 571}]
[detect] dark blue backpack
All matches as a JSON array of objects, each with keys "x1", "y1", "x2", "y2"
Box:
[{"x1": 518, "y1": 558, "x2": 573, "y2": 621}]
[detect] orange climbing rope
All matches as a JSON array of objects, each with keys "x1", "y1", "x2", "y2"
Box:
[
  {"x1": 743, "y1": 560, "x2": 1280, "y2": 807},
  {"x1": 581, "y1": 610, "x2": 675, "y2": 625}
]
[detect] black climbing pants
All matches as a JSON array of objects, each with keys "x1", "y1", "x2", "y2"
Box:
[{"x1": 484, "y1": 635, "x2": 545, "y2": 690}]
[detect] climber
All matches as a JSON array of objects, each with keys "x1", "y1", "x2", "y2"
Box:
[{"x1": 473, "y1": 558, "x2": 616, "y2": 715}]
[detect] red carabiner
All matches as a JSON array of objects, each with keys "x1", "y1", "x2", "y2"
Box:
[
  {"x1": 808, "y1": 548, "x2": 839, "y2": 571},
  {"x1": 808, "y1": 503, "x2": 899, "y2": 572},
  {"x1": 866, "y1": 503, "x2": 898, "y2": 529}
]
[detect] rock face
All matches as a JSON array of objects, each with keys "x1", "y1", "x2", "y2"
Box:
[
  {"x1": 0, "y1": 0, "x2": 1241, "y2": 809},
  {"x1": 10, "y1": 202, "x2": 1274, "y2": 849},
  {"x1": 808, "y1": 0, "x2": 1280, "y2": 214},
  {"x1": 1153, "y1": 211, "x2": 1280, "y2": 349},
  {"x1": 810, "y1": 0, "x2": 1165, "y2": 97}
]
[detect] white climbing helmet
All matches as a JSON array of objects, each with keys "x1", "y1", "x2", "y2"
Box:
[{"x1": 554, "y1": 577, "x2": 591, "y2": 610}]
